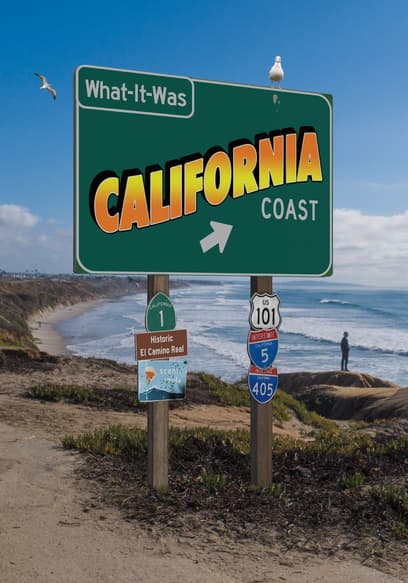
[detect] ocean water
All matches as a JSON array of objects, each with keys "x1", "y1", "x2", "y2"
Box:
[{"x1": 57, "y1": 279, "x2": 408, "y2": 386}]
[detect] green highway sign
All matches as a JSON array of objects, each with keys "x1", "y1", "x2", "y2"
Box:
[
  {"x1": 74, "y1": 65, "x2": 332, "y2": 276},
  {"x1": 145, "y1": 292, "x2": 176, "y2": 332}
]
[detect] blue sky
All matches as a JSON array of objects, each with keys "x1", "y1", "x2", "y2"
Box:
[{"x1": 1, "y1": 0, "x2": 408, "y2": 286}]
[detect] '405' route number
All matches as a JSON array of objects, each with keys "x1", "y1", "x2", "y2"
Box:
[{"x1": 251, "y1": 381, "x2": 274, "y2": 398}]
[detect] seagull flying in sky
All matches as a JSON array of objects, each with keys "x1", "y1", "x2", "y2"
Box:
[
  {"x1": 34, "y1": 73, "x2": 57, "y2": 100},
  {"x1": 269, "y1": 56, "x2": 284, "y2": 87}
]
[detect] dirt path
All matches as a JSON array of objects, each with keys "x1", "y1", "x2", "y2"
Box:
[
  {"x1": 1, "y1": 420, "x2": 404, "y2": 583},
  {"x1": 0, "y1": 421, "x2": 232, "y2": 583}
]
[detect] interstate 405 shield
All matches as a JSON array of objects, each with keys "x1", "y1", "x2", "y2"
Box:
[{"x1": 248, "y1": 365, "x2": 278, "y2": 404}]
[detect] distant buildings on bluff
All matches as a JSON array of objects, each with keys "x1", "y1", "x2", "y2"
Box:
[
  {"x1": 0, "y1": 270, "x2": 142, "y2": 284},
  {"x1": 0, "y1": 269, "x2": 74, "y2": 280}
]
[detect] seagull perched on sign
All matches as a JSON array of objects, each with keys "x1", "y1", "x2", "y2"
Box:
[
  {"x1": 269, "y1": 56, "x2": 284, "y2": 87},
  {"x1": 34, "y1": 73, "x2": 57, "y2": 100}
]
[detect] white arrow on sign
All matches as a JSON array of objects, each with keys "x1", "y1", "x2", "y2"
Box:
[{"x1": 200, "y1": 221, "x2": 233, "y2": 254}]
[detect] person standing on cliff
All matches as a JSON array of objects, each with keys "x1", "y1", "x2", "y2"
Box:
[{"x1": 341, "y1": 331, "x2": 349, "y2": 371}]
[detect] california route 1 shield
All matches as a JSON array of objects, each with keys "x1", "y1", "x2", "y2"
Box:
[
  {"x1": 145, "y1": 292, "x2": 176, "y2": 332},
  {"x1": 247, "y1": 329, "x2": 279, "y2": 369},
  {"x1": 249, "y1": 293, "x2": 281, "y2": 330},
  {"x1": 248, "y1": 365, "x2": 278, "y2": 404}
]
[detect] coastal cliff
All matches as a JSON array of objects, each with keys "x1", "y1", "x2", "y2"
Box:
[{"x1": 0, "y1": 276, "x2": 146, "y2": 349}]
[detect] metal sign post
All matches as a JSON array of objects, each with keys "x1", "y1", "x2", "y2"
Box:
[
  {"x1": 147, "y1": 274, "x2": 169, "y2": 490},
  {"x1": 250, "y1": 275, "x2": 273, "y2": 487}
]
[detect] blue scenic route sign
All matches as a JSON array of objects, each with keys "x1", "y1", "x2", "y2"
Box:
[
  {"x1": 248, "y1": 365, "x2": 279, "y2": 404},
  {"x1": 138, "y1": 359, "x2": 187, "y2": 402},
  {"x1": 247, "y1": 329, "x2": 279, "y2": 369}
]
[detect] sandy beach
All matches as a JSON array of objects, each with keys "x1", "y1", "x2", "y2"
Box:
[{"x1": 28, "y1": 300, "x2": 102, "y2": 355}]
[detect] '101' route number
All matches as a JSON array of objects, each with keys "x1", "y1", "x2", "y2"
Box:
[{"x1": 255, "y1": 306, "x2": 277, "y2": 327}]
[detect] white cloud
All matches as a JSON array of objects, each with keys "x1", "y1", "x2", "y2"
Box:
[
  {"x1": 1, "y1": 203, "x2": 408, "y2": 286},
  {"x1": 333, "y1": 209, "x2": 408, "y2": 287},
  {"x1": 0, "y1": 204, "x2": 38, "y2": 229},
  {"x1": 0, "y1": 203, "x2": 71, "y2": 273}
]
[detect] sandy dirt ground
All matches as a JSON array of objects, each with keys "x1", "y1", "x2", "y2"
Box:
[
  {"x1": 1, "y1": 419, "x2": 404, "y2": 583},
  {"x1": 0, "y1": 306, "x2": 406, "y2": 582}
]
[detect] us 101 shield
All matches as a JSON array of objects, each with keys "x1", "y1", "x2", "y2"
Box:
[{"x1": 249, "y1": 293, "x2": 281, "y2": 330}]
